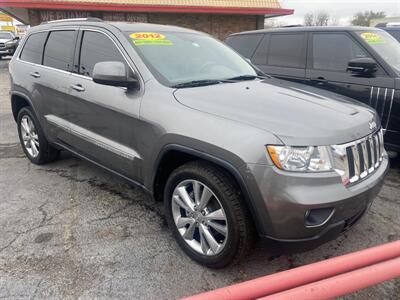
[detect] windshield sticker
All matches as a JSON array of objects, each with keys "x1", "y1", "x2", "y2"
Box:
[
  {"x1": 130, "y1": 32, "x2": 173, "y2": 46},
  {"x1": 133, "y1": 39, "x2": 173, "y2": 46},
  {"x1": 360, "y1": 32, "x2": 385, "y2": 45},
  {"x1": 130, "y1": 32, "x2": 165, "y2": 40}
]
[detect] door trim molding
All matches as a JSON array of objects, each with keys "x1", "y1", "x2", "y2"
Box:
[{"x1": 45, "y1": 114, "x2": 142, "y2": 161}]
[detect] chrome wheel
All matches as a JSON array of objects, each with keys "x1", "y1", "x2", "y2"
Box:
[
  {"x1": 20, "y1": 115, "x2": 40, "y2": 158},
  {"x1": 171, "y1": 180, "x2": 228, "y2": 256}
]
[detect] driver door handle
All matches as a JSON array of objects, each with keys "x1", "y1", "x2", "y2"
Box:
[{"x1": 70, "y1": 84, "x2": 85, "y2": 92}]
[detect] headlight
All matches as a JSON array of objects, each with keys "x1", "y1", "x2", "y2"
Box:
[
  {"x1": 267, "y1": 145, "x2": 332, "y2": 172},
  {"x1": 5, "y1": 40, "x2": 16, "y2": 46}
]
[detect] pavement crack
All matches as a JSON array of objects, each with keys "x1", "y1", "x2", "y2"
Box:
[
  {"x1": 37, "y1": 167, "x2": 165, "y2": 225},
  {"x1": 38, "y1": 200, "x2": 52, "y2": 225},
  {"x1": 0, "y1": 236, "x2": 18, "y2": 254}
]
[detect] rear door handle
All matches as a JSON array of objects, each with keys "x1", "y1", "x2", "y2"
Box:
[
  {"x1": 70, "y1": 84, "x2": 85, "y2": 92},
  {"x1": 30, "y1": 71, "x2": 40, "y2": 78}
]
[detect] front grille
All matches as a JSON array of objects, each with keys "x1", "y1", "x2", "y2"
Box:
[
  {"x1": 0, "y1": 43, "x2": 5, "y2": 48},
  {"x1": 332, "y1": 129, "x2": 384, "y2": 186}
]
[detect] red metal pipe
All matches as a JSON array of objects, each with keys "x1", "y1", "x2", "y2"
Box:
[
  {"x1": 182, "y1": 240, "x2": 400, "y2": 300},
  {"x1": 259, "y1": 257, "x2": 400, "y2": 300}
]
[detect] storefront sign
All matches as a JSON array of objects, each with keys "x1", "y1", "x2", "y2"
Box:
[
  {"x1": 38, "y1": 10, "x2": 147, "y2": 23},
  {"x1": 0, "y1": 13, "x2": 12, "y2": 22}
]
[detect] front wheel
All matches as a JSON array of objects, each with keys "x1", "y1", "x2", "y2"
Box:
[{"x1": 164, "y1": 161, "x2": 255, "y2": 268}]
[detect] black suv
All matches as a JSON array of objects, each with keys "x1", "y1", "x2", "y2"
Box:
[
  {"x1": 380, "y1": 27, "x2": 400, "y2": 42},
  {"x1": 226, "y1": 27, "x2": 400, "y2": 154}
]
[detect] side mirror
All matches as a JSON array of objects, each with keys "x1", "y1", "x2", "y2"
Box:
[
  {"x1": 14, "y1": 36, "x2": 20, "y2": 41},
  {"x1": 347, "y1": 58, "x2": 378, "y2": 77},
  {"x1": 93, "y1": 61, "x2": 139, "y2": 89}
]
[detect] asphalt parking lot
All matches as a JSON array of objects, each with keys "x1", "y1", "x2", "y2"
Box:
[{"x1": 0, "y1": 57, "x2": 399, "y2": 299}]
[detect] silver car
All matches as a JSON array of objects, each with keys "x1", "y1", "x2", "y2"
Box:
[{"x1": 9, "y1": 19, "x2": 389, "y2": 268}]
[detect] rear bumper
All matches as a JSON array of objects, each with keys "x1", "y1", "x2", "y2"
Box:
[{"x1": 243, "y1": 154, "x2": 389, "y2": 244}]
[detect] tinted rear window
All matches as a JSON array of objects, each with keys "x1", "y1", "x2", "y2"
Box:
[
  {"x1": 252, "y1": 34, "x2": 269, "y2": 65},
  {"x1": 268, "y1": 34, "x2": 305, "y2": 68},
  {"x1": 226, "y1": 34, "x2": 263, "y2": 59},
  {"x1": 20, "y1": 32, "x2": 48, "y2": 64},
  {"x1": 386, "y1": 30, "x2": 400, "y2": 42},
  {"x1": 43, "y1": 30, "x2": 76, "y2": 72}
]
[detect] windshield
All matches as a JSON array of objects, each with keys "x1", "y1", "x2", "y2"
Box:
[
  {"x1": 124, "y1": 31, "x2": 257, "y2": 86},
  {"x1": 0, "y1": 32, "x2": 13, "y2": 40},
  {"x1": 357, "y1": 30, "x2": 400, "y2": 74}
]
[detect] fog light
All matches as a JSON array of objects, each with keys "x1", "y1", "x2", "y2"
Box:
[{"x1": 305, "y1": 208, "x2": 335, "y2": 228}]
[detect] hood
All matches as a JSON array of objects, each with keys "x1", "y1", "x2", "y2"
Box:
[
  {"x1": 0, "y1": 38, "x2": 11, "y2": 43},
  {"x1": 173, "y1": 78, "x2": 378, "y2": 146}
]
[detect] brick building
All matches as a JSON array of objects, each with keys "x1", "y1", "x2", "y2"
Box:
[{"x1": 0, "y1": 0, "x2": 293, "y2": 39}]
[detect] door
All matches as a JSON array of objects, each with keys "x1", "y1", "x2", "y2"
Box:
[
  {"x1": 62, "y1": 29, "x2": 143, "y2": 180},
  {"x1": 306, "y1": 32, "x2": 395, "y2": 129},
  {"x1": 39, "y1": 29, "x2": 78, "y2": 143},
  {"x1": 15, "y1": 29, "x2": 78, "y2": 143},
  {"x1": 253, "y1": 33, "x2": 307, "y2": 83}
]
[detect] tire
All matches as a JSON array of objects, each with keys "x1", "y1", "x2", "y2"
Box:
[
  {"x1": 17, "y1": 106, "x2": 59, "y2": 164},
  {"x1": 164, "y1": 161, "x2": 255, "y2": 268}
]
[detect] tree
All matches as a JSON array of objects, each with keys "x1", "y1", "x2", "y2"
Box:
[
  {"x1": 315, "y1": 11, "x2": 329, "y2": 26},
  {"x1": 304, "y1": 13, "x2": 314, "y2": 26},
  {"x1": 351, "y1": 11, "x2": 386, "y2": 26},
  {"x1": 303, "y1": 11, "x2": 331, "y2": 26},
  {"x1": 264, "y1": 19, "x2": 288, "y2": 28}
]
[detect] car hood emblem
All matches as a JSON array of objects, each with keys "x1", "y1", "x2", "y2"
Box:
[{"x1": 369, "y1": 120, "x2": 377, "y2": 130}]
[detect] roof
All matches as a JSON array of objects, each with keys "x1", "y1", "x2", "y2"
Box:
[
  {"x1": 0, "y1": 0, "x2": 294, "y2": 15},
  {"x1": 380, "y1": 27, "x2": 400, "y2": 32},
  {"x1": 229, "y1": 26, "x2": 384, "y2": 36}
]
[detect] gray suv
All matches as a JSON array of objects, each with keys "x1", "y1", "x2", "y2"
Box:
[{"x1": 9, "y1": 19, "x2": 389, "y2": 268}]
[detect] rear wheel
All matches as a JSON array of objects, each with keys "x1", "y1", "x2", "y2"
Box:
[
  {"x1": 164, "y1": 161, "x2": 255, "y2": 268},
  {"x1": 17, "y1": 106, "x2": 59, "y2": 164}
]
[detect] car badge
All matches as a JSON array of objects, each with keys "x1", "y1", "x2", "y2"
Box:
[{"x1": 369, "y1": 121, "x2": 377, "y2": 130}]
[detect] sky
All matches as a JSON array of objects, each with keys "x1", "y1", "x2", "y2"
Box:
[{"x1": 277, "y1": 0, "x2": 400, "y2": 26}]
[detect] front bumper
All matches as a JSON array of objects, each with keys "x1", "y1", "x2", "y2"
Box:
[
  {"x1": 243, "y1": 154, "x2": 389, "y2": 244},
  {"x1": 0, "y1": 44, "x2": 16, "y2": 55}
]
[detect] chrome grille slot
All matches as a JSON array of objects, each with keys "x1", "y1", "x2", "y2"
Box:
[{"x1": 332, "y1": 129, "x2": 384, "y2": 186}]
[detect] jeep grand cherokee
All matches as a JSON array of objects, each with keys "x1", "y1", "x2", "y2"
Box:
[{"x1": 9, "y1": 19, "x2": 389, "y2": 268}]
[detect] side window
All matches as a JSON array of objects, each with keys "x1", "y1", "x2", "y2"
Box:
[
  {"x1": 20, "y1": 32, "x2": 48, "y2": 64},
  {"x1": 79, "y1": 31, "x2": 126, "y2": 77},
  {"x1": 268, "y1": 34, "x2": 305, "y2": 68},
  {"x1": 312, "y1": 33, "x2": 369, "y2": 72},
  {"x1": 225, "y1": 34, "x2": 263, "y2": 59},
  {"x1": 43, "y1": 30, "x2": 76, "y2": 72},
  {"x1": 252, "y1": 34, "x2": 269, "y2": 65}
]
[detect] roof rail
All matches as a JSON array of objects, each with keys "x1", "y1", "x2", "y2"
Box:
[{"x1": 41, "y1": 17, "x2": 103, "y2": 25}]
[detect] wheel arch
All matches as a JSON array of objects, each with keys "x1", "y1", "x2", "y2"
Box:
[
  {"x1": 151, "y1": 144, "x2": 265, "y2": 234},
  {"x1": 11, "y1": 92, "x2": 35, "y2": 122}
]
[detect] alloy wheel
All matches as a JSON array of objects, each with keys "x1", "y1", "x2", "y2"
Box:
[
  {"x1": 171, "y1": 179, "x2": 228, "y2": 256},
  {"x1": 20, "y1": 115, "x2": 40, "y2": 158}
]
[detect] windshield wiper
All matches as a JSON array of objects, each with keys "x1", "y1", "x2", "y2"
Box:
[
  {"x1": 226, "y1": 74, "x2": 270, "y2": 81},
  {"x1": 172, "y1": 79, "x2": 231, "y2": 89}
]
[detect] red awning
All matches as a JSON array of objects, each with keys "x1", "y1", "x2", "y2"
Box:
[{"x1": 0, "y1": 0, "x2": 294, "y2": 15}]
